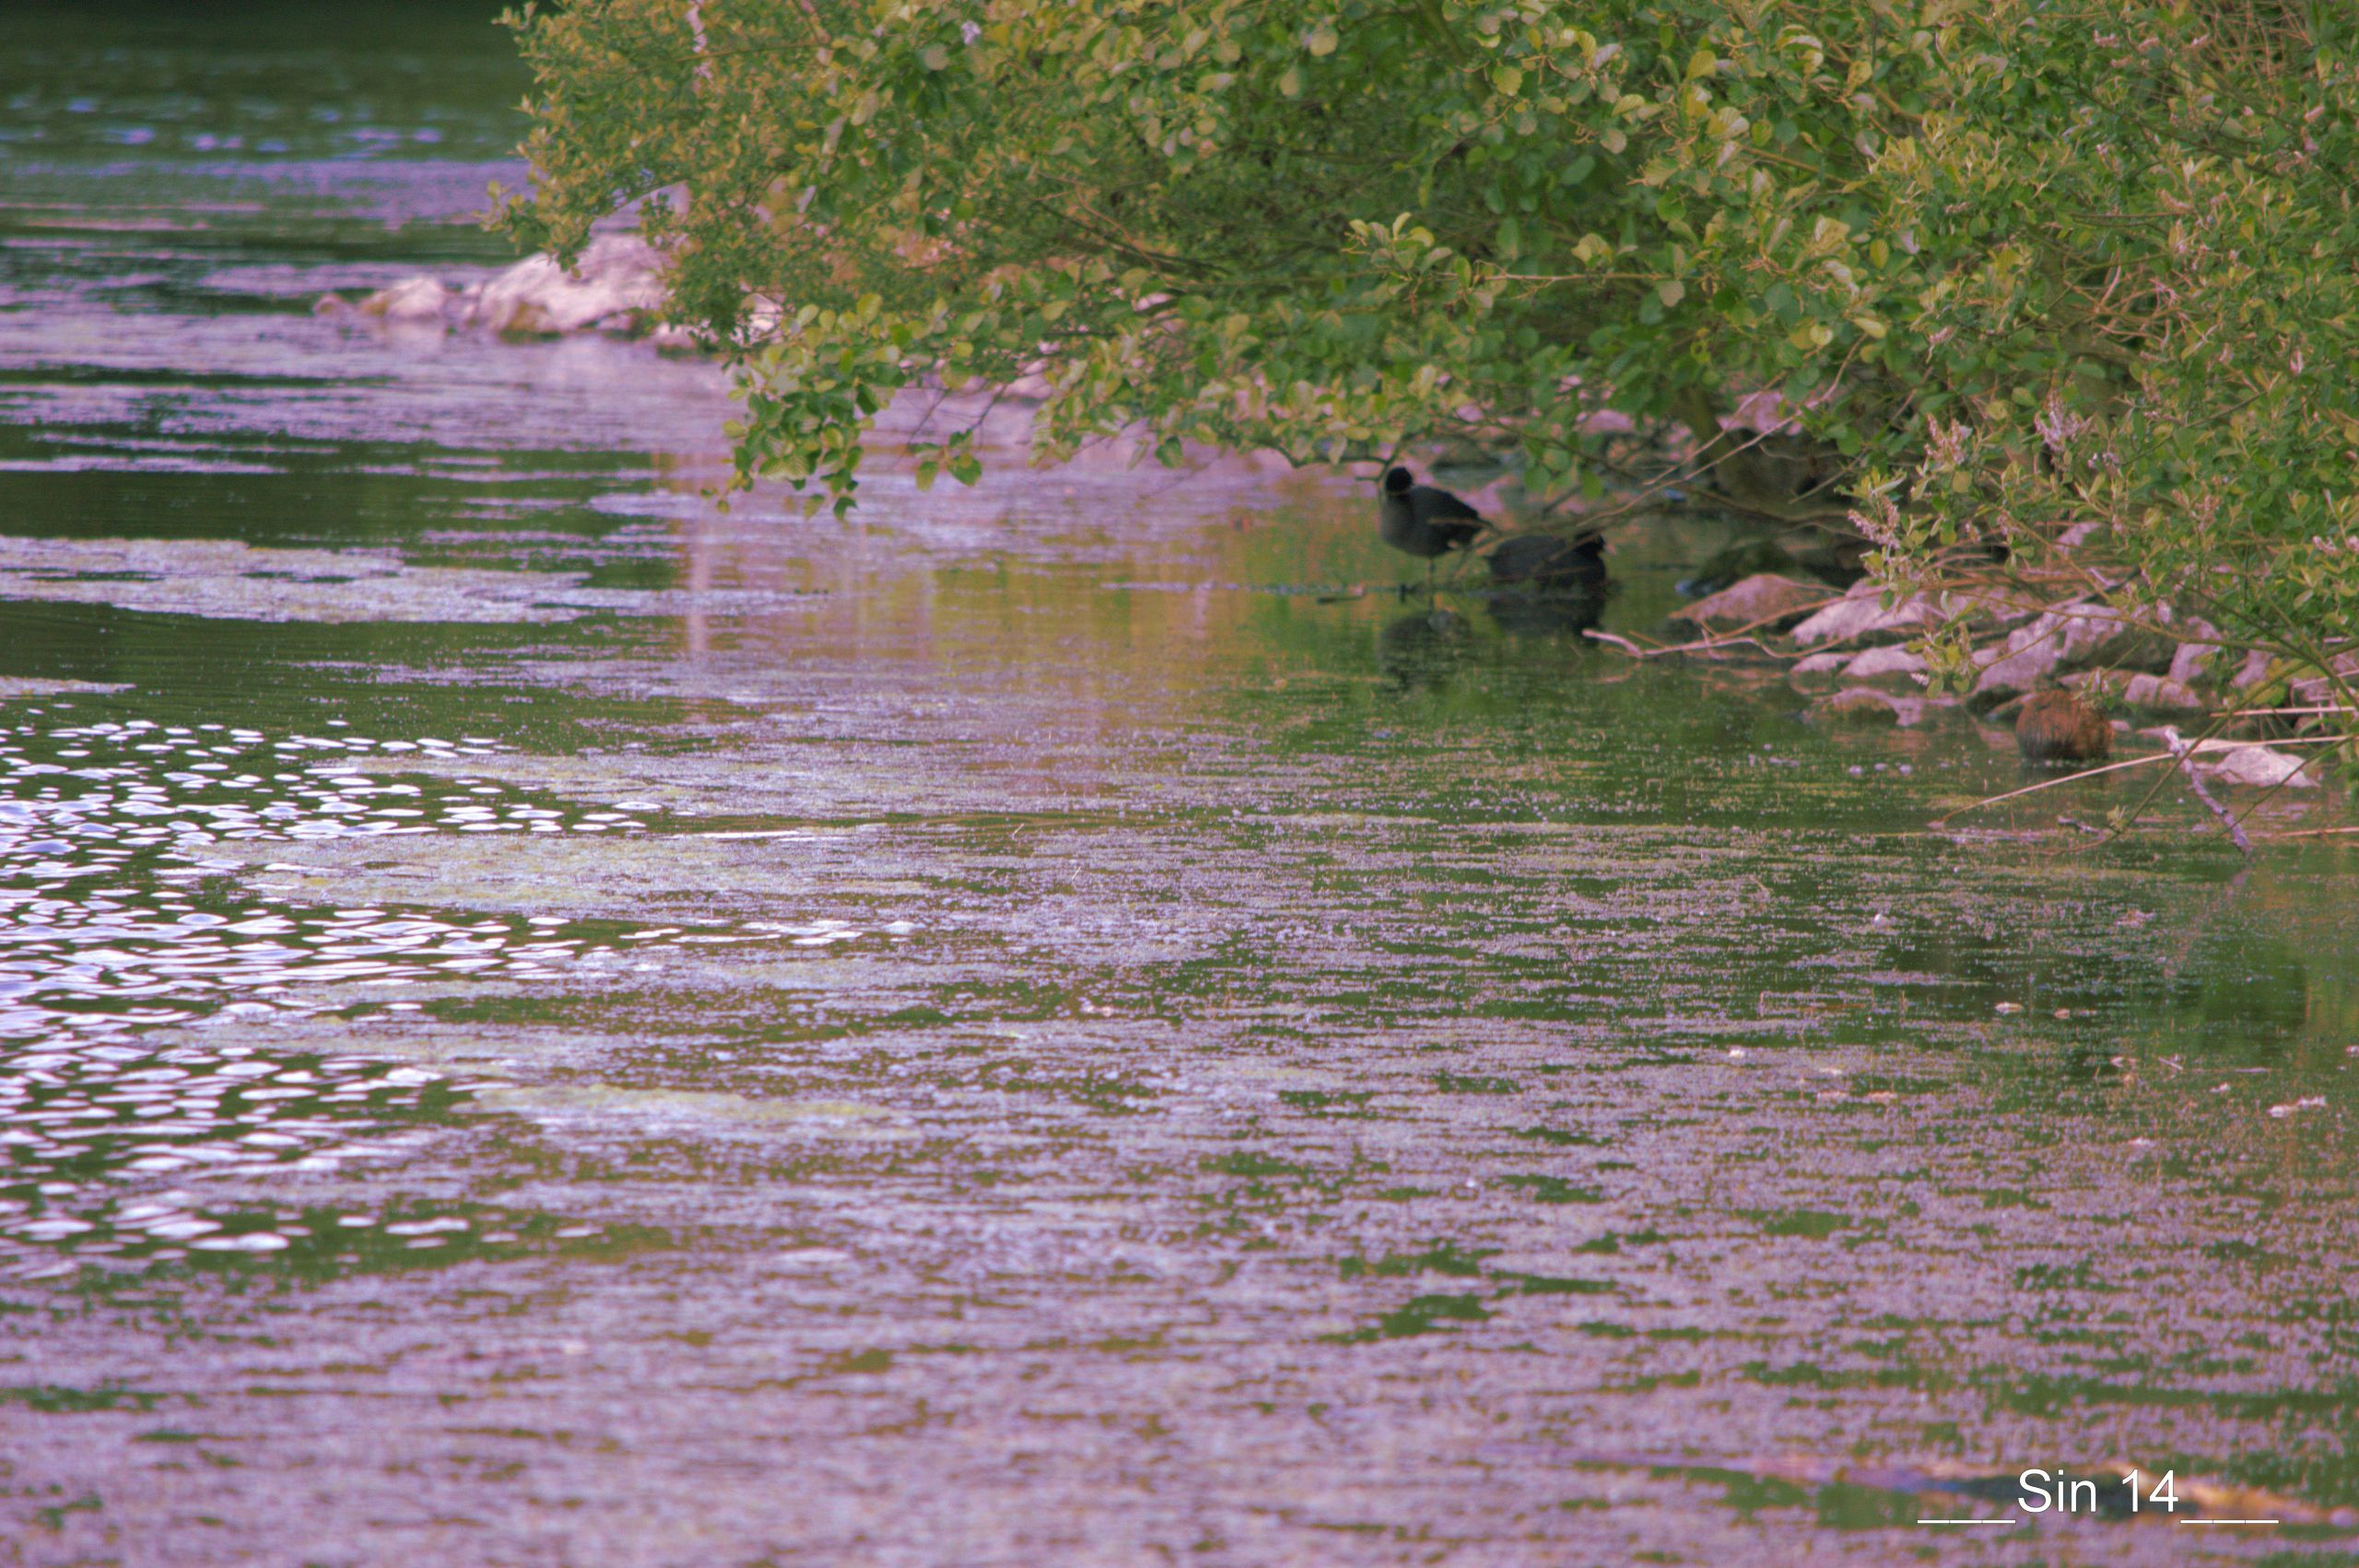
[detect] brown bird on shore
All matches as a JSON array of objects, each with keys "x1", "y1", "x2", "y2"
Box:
[
  {"x1": 1379, "y1": 466, "x2": 1490, "y2": 593},
  {"x1": 2015, "y1": 688, "x2": 2111, "y2": 766}
]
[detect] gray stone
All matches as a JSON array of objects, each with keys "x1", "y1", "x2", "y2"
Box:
[
  {"x1": 1669, "y1": 573, "x2": 1825, "y2": 634},
  {"x1": 1788, "y1": 650, "x2": 1851, "y2": 688},
  {"x1": 2122, "y1": 673, "x2": 2205, "y2": 716},
  {"x1": 2062, "y1": 670, "x2": 2207, "y2": 717},
  {"x1": 1788, "y1": 582, "x2": 1920, "y2": 649},
  {"x1": 2011, "y1": 603, "x2": 2175, "y2": 675},
  {"x1": 1967, "y1": 639, "x2": 2061, "y2": 711},
  {"x1": 2286, "y1": 654, "x2": 2359, "y2": 712},
  {"x1": 2166, "y1": 619, "x2": 2223, "y2": 685},
  {"x1": 1969, "y1": 602, "x2": 2180, "y2": 708},
  {"x1": 1789, "y1": 581, "x2": 2035, "y2": 650}
]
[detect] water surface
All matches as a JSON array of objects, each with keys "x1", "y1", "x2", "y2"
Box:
[{"x1": 1, "y1": 8, "x2": 2354, "y2": 1564}]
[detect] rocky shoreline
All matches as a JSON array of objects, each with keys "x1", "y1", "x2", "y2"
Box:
[
  {"x1": 1664, "y1": 569, "x2": 2343, "y2": 795},
  {"x1": 317, "y1": 238, "x2": 2347, "y2": 806},
  {"x1": 317, "y1": 233, "x2": 698, "y2": 348}
]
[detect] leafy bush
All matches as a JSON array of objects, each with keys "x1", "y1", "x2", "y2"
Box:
[{"x1": 500, "y1": 0, "x2": 2356, "y2": 689}]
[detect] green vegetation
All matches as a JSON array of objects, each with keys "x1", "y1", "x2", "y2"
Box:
[{"x1": 500, "y1": 0, "x2": 2357, "y2": 690}]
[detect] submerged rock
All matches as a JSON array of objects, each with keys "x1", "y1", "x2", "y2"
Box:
[
  {"x1": 1674, "y1": 539, "x2": 1797, "y2": 599},
  {"x1": 1808, "y1": 686, "x2": 1924, "y2": 728},
  {"x1": 1787, "y1": 649, "x2": 1851, "y2": 687},
  {"x1": 1669, "y1": 572, "x2": 1822, "y2": 634},
  {"x1": 0, "y1": 677, "x2": 131, "y2": 698},
  {"x1": 2014, "y1": 689, "x2": 2111, "y2": 766},
  {"x1": 330, "y1": 234, "x2": 695, "y2": 346},
  {"x1": 1487, "y1": 532, "x2": 1605, "y2": 591}
]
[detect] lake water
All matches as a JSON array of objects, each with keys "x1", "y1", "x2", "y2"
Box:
[{"x1": 1, "y1": 6, "x2": 2353, "y2": 1563}]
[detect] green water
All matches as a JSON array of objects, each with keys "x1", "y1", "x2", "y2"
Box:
[{"x1": 0, "y1": 6, "x2": 2353, "y2": 1564}]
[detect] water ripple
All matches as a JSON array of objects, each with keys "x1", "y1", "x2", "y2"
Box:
[{"x1": 0, "y1": 710, "x2": 866, "y2": 1272}]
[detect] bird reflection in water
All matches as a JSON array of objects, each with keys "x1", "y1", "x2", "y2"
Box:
[{"x1": 1377, "y1": 607, "x2": 1471, "y2": 690}]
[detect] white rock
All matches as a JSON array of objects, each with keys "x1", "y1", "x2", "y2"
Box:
[
  {"x1": 2196, "y1": 745, "x2": 2317, "y2": 789},
  {"x1": 1840, "y1": 645, "x2": 1927, "y2": 685},
  {"x1": 358, "y1": 275, "x2": 454, "y2": 325},
  {"x1": 349, "y1": 234, "x2": 675, "y2": 341},
  {"x1": 457, "y1": 233, "x2": 669, "y2": 335}
]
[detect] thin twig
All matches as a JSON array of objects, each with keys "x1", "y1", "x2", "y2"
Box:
[
  {"x1": 1932, "y1": 733, "x2": 2347, "y2": 825},
  {"x1": 2215, "y1": 704, "x2": 2355, "y2": 719},
  {"x1": 1582, "y1": 626, "x2": 1801, "y2": 661}
]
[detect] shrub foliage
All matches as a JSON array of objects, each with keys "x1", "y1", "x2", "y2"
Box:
[{"x1": 501, "y1": 0, "x2": 2357, "y2": 675}]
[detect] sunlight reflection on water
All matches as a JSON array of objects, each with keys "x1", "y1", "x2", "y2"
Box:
[{"x1": 0, "y1": 710, "x2": 887, "y2": 1273}]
